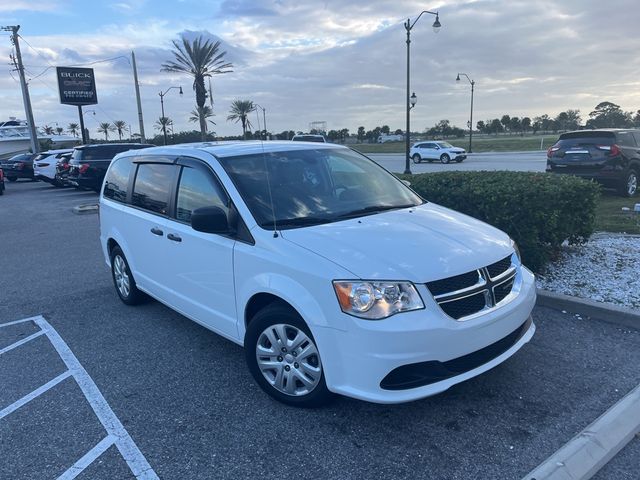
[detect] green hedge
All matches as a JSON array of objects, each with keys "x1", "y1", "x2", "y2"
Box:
[{"x1": 399, "y1": 171, "x2": 600, "y2": 272}]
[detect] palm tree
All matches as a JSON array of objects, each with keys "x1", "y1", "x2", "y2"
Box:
[
  {"x1": 161, "y1": 36, "x2": 233, "y2": 140},
  {"x1": 97, "y1": 122, "x2": 115, "y2": 141},
  {"x1": 227, "y1": 100, "x2": 255, "y2": 139},
  {"x1": 113, "y1": 120, "x2": 127, "y2": 141},
  {"x1": 189, "y1": 106, "x2": 216, "y2": 132},
  {"x1": 154, "y1": 116, "x2": 173, "y2": 132},
  {"x1": 55, "y1": 127, "x2": 64, "y2": 135},
  {"x1": 68, "y1": 123, "x2": 79, "y2": 137},
  {"x1": 43, "y1": 125, "x2": 55, "y2": 135}
]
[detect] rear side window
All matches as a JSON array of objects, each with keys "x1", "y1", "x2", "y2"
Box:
[
  {"x1": 616, "y1": 132, "x2": 637, "y2": 147},
  {"x1": 132, "y1": 163, "x2": 175, "y2": 215},
  {"x1": 103, "y1": 157, "x2": 134, "y2": 202},
  {"x1": 176, "y1": 166, "x2": 229, "y2": 223}
]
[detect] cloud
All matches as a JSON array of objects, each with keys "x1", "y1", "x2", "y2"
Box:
[{"x1": 1, "y1": 0, "x2": 639, "y2": 138}]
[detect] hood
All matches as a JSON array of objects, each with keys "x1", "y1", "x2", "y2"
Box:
[{"x1": 281, "y1": 203, "x2": 512, "y2": 282}]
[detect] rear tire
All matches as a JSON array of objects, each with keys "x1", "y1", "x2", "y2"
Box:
[
  {"x1": 619, "y1": 169, "x2": 638, "y2": 197},
  {"x1": 245, "y1": 303, "x2": 333, "y2": 408},
  {"x1": 412, "y1": 154, "x2": 421, "y2": 164},
  {"x1": 110, "y1": 246, "x2": 144, "y2": 305},
  {"x1": 440, "y1": 154, "x2": 451, "y2": 164}
]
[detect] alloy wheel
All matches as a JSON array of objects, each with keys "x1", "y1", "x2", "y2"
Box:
[{"x1": 628, "y1": 172, "x2": 638, "y2": 196}]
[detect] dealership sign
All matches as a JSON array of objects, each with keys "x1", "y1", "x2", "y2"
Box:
[{"x1": 56, "y1": 67, "x2": 98, "y2": 106}]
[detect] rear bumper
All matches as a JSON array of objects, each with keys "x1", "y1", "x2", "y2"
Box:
[{"x1": 547, "y1": 166, "x2": 625, "y2": 187}]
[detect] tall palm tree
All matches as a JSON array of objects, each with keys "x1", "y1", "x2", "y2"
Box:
[
  {"x1": 227, "y1": 100, "x2": 255, "y2": 139},
  {"x1": 67, "y1": 123, "x2": 79, "y2": 137},
  {"x1": 154, "y1": 116, "x2": 173, "y2": 132},
  {"x1": 55, "y1": 127, "x2": 64, "y2": 135},
  {"x1": 113, "y1": 120, "x2": 127, "y2": 141},
  {"x1": 97, "y1": 122, "x2": 115, "y2": 141},
  {"x1": 161, "y1": 36, "x2": 233, "y2": 140},
  {"x1": 43, "y1": 125, "x2": 55, "y2": 135},
  {"x1": 189, "y1": 106, "x2": 216, "y2": 132}
]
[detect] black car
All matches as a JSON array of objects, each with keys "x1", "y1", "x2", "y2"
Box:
[
  {"x1": 547, "y1": 129, "x2": 640, "y2": 197},
  {"x1": 0, "y1": 152, "x2": 36, "y2": 182},
  {"x1": 0, "y1": 167, "x2": 5, "y2": 195},
  {"x1": 67, "y1": 143, "x2": 153, "y2": 192}
]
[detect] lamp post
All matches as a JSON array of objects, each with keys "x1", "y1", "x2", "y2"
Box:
[
  {"x1": 456, "y1": 73, "x2": 475, "y2": 153},
  {"x1": 254, "y1": 103, "x2": 267, "y2": 140},
  {"x1": 80, "y1": 109, "x2": 96, "y2": 144},
  {"x1": 404, "y1": 10, "x2": 441, "y2": 174},
  {"x1": 159, "y1": 86, "x2": 183, "y2": 145}
]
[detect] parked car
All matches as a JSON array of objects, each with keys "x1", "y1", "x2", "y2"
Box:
[
  {"x1": 33, "y1": 149, "x2": 73, "y2": 187},
  {"x1": 291, "y1": 134, "x2": 327, "y2": 143},
  {"x1": 547, "y1": 129, "x2": 640, "y2": 197},
  {"x1": 100, "y1": 141, "x2": 536, "y2": 407},
  {"x1": 377, "y1": 134, "x2": 404, "y2": 143},
  {"x1": 0, "y1": 152, "x2": 36, "y2": 181},
  {"x1": 54, "y1": 152, "x2": 74, "y2": 187},
  {"x1": 68, "y1": 143, "x2": 153, "y2": 192},
  {"x1": 0, "y1": 167, "x2": 5, "y2": 195},
  {"x1": 410, "y1": 141, "x2": 467, "y2": 164}
]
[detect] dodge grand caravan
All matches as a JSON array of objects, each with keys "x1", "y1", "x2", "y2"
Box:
[{"x1": 99, "y1": 141, "x2": 536, "y2": 406}]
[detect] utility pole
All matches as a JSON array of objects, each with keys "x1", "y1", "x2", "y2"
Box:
[
  {"x1": 131, "y1": 51, "x2": 146, "y2": 143},
  {"x1": 3, "y1": 25, "x2": 39, "y2": 153}
]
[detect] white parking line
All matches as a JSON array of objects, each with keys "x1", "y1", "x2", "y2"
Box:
[
  {"x1": 0, "y1": 316, "x2": 159, "y2": 479},
  {"x1": 0, "y1": 330, "x2": 46, "y2": 355}
]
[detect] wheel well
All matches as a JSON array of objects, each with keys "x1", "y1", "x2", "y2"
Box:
[
  {"x1": 107, "y1": 238, "x2": 119, "y2": 257},
  {"x1": 244, "y1": 293, "x2": 296, "y2": 327}
]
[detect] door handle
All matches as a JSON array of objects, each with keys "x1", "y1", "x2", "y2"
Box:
[
  {"x1": 167, "y1": 233, "x2": 182, "y2": 242},
  {"x1": 150, "y1": 227, "x2": 163, "y2": 236}
]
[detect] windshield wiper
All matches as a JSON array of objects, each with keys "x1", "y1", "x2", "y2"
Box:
[
  {"x1": 269, "y1": 217, "x2": 334, "y2": 227},
  {"x1": 337, "y1": 204, "x2": 416, "y2": 219}
]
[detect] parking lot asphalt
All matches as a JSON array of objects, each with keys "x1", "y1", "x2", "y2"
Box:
[{"x1": 1, "y1": 180, "x2": 639, "y2": 479}]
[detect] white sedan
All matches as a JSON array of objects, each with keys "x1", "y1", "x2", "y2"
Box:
[{"x1": 410, "y1": 141, "x2": 467, "y2": 164}]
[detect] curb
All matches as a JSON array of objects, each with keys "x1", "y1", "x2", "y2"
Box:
[
  {"x1": 521, "y1": 382, "x2": 640, "y2": 480},
  {"x1": 72, "y1": 204, "x2": 99, "y2": 215},
  {"x1": 536, "y1": 289, "x2": 639, "y2": 330}
]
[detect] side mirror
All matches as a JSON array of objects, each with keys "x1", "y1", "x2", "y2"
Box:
[{"x1": 191, "y1": 206, "x2": 229, "y2": 234}]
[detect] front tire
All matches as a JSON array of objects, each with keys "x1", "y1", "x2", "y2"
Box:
[
  {"x1": 110, "y1": 246, "x2": 144, "y2": 305},
  {"x1": 619, "y1": 169, "x2": 638, "y2": 197},
  {"x1": 412, "y1": 154, "x2": 421, "y2": 164},
  {"x1": 440, "y1": 154, "x2": 451, "y2": 164},
  {"x1": 245, "y1": 304, "x2": 333, "y2": 407}
]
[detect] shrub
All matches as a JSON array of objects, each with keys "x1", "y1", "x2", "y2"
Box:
[{"x1": 399, "y1": 171, "x2": 601, "y2": 272}]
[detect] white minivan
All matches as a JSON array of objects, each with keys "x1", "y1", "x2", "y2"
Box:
[{"x1": 99, "y1": 141, "x2": 536, "y2": 406}]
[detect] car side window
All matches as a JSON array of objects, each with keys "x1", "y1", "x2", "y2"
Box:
[
  {"x1": 617, "y1": 132, "x2": 637, "y2": 147},
  {"x1": 424, "y1": 143, "x2": 436, "y2": 149},
  {"x1": 176, "y1": 166, "x2": 229, "y2": 223},
  {"x1": 103, "y1": 157, "x2": 134, "y2": 202},
  {"x1": 131, "y1": 163, "x2": 175, "y2": 215}
]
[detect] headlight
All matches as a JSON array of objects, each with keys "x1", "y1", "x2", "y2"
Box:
[
  {"x1": 333, "y1": 281, "x2": 424, "y2": 319},
  {"x1": 510, "y1": 239, "x2": 522, "y2": 263}
]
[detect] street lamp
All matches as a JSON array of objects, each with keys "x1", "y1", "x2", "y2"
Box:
[
  {"x1": 158, "y1": 86, "x2": 183, "y2": 145},
  {"x1": 254, "y1": 103, "x2": 267, "y2": 140},
  {"x1": 79, "y1": 110, "x2": 96, "y2": 144},
  {"x1": 404, "y1": 10, "x2": 441, "y2": 174},
  {"x1": 456, "y1": 73, "x2": 475, "y2": 153}
]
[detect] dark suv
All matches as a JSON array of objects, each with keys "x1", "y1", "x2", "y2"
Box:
[
  {"x1": 68, "y1": 143, "x2": 152, "y2": 192},
  {"x1": 546, "y1": 129, "x2": 639, "y2": 197}
]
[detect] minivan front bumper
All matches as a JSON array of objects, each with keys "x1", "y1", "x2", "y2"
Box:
[{"x1": 315, "y1": 266, "x2": 537, "y2": 404}]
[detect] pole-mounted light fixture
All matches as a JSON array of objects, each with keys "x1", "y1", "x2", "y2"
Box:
[
  {"x1": 456, "y1": 73, "x2": 475, "y2": 153},
  {"x1": 410, "y1": 92, "x2": 417, "y2": 109}
]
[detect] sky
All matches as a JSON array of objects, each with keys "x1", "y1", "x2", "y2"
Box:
[{"x1": 0, "y1": 0, "x2": 639, "y2": 138}]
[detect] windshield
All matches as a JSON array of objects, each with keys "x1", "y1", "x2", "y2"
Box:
[
  {"x1": 218, "y1": 148, "x2": 423, "y2": 229},
  {"x1": 436, "y1": 142, "x2": 454, "y2": 149}
]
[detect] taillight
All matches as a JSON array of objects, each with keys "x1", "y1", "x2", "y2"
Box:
[
  {"x1": 14, "y1": 162, "x2": 24, "y2": 170},
  {"x1": 79, "y1": 164, "x2": 90, "y2": 174},
  {"x1": 610, "y1": 144, "x2": 621, "y2": 156},
  {"x1": 62, "y1": 163, "x2": 70, "y2": 170},
  {"x1": 547, "y1": 146, "x2": 560, "y2": 158}
]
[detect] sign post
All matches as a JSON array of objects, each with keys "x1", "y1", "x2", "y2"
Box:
[{"x1": 56, "y1": 67, "x2": 98, "y2": 145}]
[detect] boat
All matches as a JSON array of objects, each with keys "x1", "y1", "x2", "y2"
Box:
[{"x1": 0, "y1": 118, "x2": 80, "y2": 160}]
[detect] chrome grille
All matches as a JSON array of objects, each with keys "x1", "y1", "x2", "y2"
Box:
[{"x1": 426, "y1": 255, "x2": 517, "y2": 320}]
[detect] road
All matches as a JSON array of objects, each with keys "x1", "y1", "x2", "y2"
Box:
[
  {"x1": 366, "y1": 150, "x2": 547, "y2": 173},
  {"x1": 1, "y1": 181, "x2": 638, "y2": 479}
]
